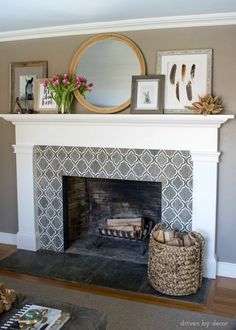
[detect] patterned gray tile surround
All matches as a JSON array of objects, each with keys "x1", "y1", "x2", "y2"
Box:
[{"x1": 35, "y1": 146, "x2": 193, "y2": 251}]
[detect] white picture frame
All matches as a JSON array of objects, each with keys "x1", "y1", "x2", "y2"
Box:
[
  {"x1": 156, "y1": 49, "x2": 212, "y2": 113},
  {"x1": 136, "y1": 80, "x2": 159, "y2": 110},
  {"x1": 34, "y1": 79, "x2": 58, "y2": 113}
]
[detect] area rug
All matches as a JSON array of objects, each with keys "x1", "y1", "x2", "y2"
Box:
[
  {"x1": 0, "y1": 249, "x2": 211, "y2": 305},
  {"x1": 0, "y1": 274, "x2": 235, "y2": 330}
]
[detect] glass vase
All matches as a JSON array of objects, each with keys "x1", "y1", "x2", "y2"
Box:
[{"x1": 58, "y1": 92, "x2": 73, "y2": 114}]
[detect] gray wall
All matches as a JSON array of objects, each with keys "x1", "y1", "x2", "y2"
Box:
[{"x1": 0, "y1": 26, "x2": 235, "y2": 263}]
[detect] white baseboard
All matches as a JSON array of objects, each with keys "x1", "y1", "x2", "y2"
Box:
[
  {"x1": 217, "y1": 262, "x2": 236, "y2": 279},
  {"x1": 0, "y1": 232, "x2": 17, "y2": 245},
  {"x1": 204, "y1": 257, "x2": 217, "y2": 279}
]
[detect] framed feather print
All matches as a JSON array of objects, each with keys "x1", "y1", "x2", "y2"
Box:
[{"x1": 156, "y1": 49, "x2": 212, "y2": 113}]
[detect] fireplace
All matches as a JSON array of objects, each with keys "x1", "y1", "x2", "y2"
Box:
[
  {"x1": 35, "y1": 146, "x2": 192, "y2": 253},
  {"x1": 1, "y1": 113, "x2": 233, "y2": 278},
  {"x1": 63, "y1": 176, "x2": 161, "y2": 261}
]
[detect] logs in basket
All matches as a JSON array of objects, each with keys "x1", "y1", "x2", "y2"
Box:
[{"x1": 148, "y1": 223, "x2": 205, "y2": 296}]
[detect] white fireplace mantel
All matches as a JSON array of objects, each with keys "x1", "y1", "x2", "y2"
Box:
[
  {"x1": 0, "y1": 113, "x2": 234, "y2": 278},
  {"x1": 1, "y1": 113, "x2": 232, "y2": 126},
  {"x1": 1, "y1": 113, "x2": 233, "y2": 151}
]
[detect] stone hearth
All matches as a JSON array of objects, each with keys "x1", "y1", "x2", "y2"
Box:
[{"x1": 0, "y1": 113, "x2": 233, "y2": 278}]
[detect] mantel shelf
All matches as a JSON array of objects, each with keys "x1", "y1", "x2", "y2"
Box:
[{"x1": 0, "y1": 113, "x2": 234, "y2": 128}]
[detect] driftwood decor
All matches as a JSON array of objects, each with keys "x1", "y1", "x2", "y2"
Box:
[
  {"x1": 0, "y1": 283, "x2": 16, "y2": 313},
  {"x1": 191, "y1": 95, "x2": 223, "y2": 115}
]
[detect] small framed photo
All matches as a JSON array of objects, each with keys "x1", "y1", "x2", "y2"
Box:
[
  {"x1": 10, "y1": 61, "x2": 48, "y2": 113},
  {"x1": 130, "y1": 75, "x2": 165, "y2": 114},
  {"x1": 156, "y1": 49, "x2": 212, "y2": 113},
  {"x1": 34, "y1": 79, "x2": 58, "y2": 113}
]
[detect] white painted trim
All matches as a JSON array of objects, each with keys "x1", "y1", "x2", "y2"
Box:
[
  {"x1": 217, "y1": 261, "x2": 236, "y2": 279},
  {"x1": 0, "y1": 12, "x2": 236, "y2": 42},
  {"x1": 17, "y1": 231, "x2": 40, "y2": 251},
  {"x1": 13, "y1": 144, "x2": 35, "y2": 154},
  {"x1": 191, "y1": 151, "x2": 221, "y2": 163},
  {"x1": 0, "y1": 114, "x2": 234, "y2": 128},
  {"x1": 204, "y1": 257, "x2": 217, "y2": 279},
  {"x1": 0, "y1": 232, "x2": 17, "y2": 245}
]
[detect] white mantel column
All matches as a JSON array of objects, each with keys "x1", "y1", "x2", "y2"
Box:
[
  {"x1": 13, "y1": 144, "x2": 40, "y2": 250},
  {"x1": 191, "y1": 151, "x2": 220, "y2": 279}
]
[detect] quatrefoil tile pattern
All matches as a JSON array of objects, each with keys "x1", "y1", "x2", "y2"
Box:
[{"x1": 35, "y1": 146, "x2": 193, "y2": 251}]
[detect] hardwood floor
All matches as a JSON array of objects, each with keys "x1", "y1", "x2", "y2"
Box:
[
  {"x1": 207, "y1": 276, "x2": 236, "y2": 317},
  {"x1": 0, "y1": 243, "x2": 17, "y2": 259},
  {"x1": 0, "y1": 244, "x2": 235, "y2": 318}
]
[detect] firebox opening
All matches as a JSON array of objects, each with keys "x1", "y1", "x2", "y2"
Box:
[{"x1": 63, "y1": 176, "x2": 162, "y2": 263}]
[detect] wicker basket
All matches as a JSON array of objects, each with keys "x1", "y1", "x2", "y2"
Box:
[{"x1": 148, "y1": 224, "x2": 205, "y2": 296}]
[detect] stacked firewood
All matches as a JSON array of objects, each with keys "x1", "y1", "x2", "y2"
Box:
[
  {"x1": 99, "y1": 218, "x2": 147, "y2": 239},
  {"x1": 153, "y1": 228, "x2": 194, "y2": 246}
]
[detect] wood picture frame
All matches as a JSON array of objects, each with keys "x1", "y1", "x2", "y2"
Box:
[
  {"x1": 34, "y1": 79, "x2": 58, "y2": 113},
  {"x1": 10, "y1": 61, "x2": 48, "y2": 113},
  {"x1": 156, "y1": 49, "x2": 212, "y2": 113},
  {"x1": 130, "y1": 75, "x2": 165, "y2": 114}
]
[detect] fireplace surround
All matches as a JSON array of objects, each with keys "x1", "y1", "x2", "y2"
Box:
[
  {"x1": 0, "y1": 113, "x2": 233, "y2": 278},
  {"x1": 35, "y1": 146, "x2": 192, "y2": 252}
]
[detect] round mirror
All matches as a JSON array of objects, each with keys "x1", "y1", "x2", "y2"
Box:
[{"x1": 70, "y1": 33, "x2": 146, "y2": 113}]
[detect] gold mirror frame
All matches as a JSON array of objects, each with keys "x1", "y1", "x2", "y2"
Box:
[{"x1": 69, "y1": 33, "x2": 146, "y2": 114}]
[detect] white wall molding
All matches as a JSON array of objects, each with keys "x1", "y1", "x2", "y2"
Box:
[
  {"x1": 0, "y1": 232, "x2": 17, "y2": 245},
  {"x1": 0, "y1": 12, "x2": 236, "y2": 42},
  {"x1": 205, "y1": 257, "x2": 217, "y2": 279},
  {"x1": 190, "y1": 151, "x2": 221, "y2": 163},
  {"x1": 217, "y1": 261, "x2": 236, "y2": 279},
  {"x1": 13, "y1": 144, "x2": 35, "y2": 155}
]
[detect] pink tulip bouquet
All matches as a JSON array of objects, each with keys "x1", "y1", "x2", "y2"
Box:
[{"x1": 43, "y1": 74, "x2": 93, "y2": 114}]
